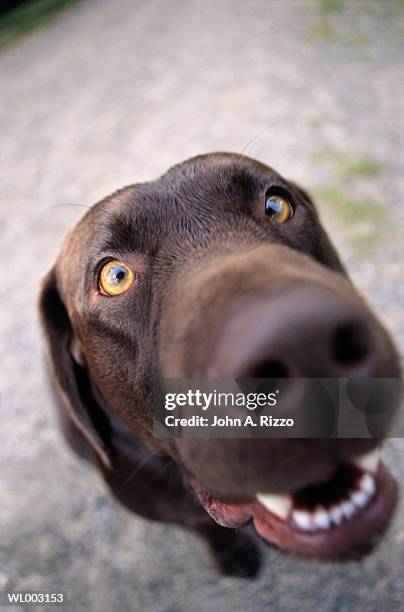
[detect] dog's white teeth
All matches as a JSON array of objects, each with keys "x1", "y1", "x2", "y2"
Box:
[
  {"x1": 313, "y1": 508, "x2": 331, "y2": 530},
  {"x1": 329, "y1": 505, "x2": 343, "y2": 525},
  {"x1": 351, "y1": 449, "x2": 380, "y2": 474},
  {"x1": 350, "y1": 489, "x2": 368, "y2": 508},
  {"x1": 290, "y1": 474, "x2": 377, "y2": 533},
  {"x1": 360, "y1": 473, "x2": 376, "y2": 496},
  {"x1": 256, "y1": 493, "x2": 292, "y2": 520},
  {"x1": 340, "y1": 500, "x2": 356, "y2": 519},
  {"x1": 292, "y1": 510, "x2": 316, "y2": 531},
  {"x1": 258, "y1": 470, "x2": 378, "y2": 533}
]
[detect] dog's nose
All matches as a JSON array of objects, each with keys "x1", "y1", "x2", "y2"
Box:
[{"x1": 209, "y1": 283, "x2": 390, "y2": 379}]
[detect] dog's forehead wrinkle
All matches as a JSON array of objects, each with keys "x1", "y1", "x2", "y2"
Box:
[
  {"x1": 65, "y1": 157, "x2": 292, "y2": 261},
  {"x1": 158, "y1": 152, "x2": 286, "y2": 204},
  {"x1": 57, "y1": 152, "x2": 341, "y2": 300},
  {"x1": 154, "y1": 217, "x2": 274, "y2": 272},
  {"x1": 65, "y1": 154, "x2": 289, "y2": 246},
  {"x1": 88, "y1": 202, "x2": 265, "y2": 259},
  {"x1": 161, "y1": 151, "x2": 280, "y2": 179},
  {"x1": 165, "y1": 165, "x2": 276, "y2": 205}
]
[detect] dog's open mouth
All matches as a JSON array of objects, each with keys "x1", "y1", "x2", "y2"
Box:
[{"x1": 192, "y1": 449, "x2": 397, "y2": 559}]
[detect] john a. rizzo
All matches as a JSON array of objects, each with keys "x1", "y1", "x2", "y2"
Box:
[{"x1": 164, "y1": 413, "x2": 295, "y2": 429}]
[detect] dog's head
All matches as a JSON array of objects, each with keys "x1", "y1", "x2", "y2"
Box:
[{"x1": 40, "y1": 153, "x2": 401, "y2": 560}]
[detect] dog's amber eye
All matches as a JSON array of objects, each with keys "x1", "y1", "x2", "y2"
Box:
[
  {"x1": 99, "y1": 260, "x2": 135, "y2": 296},
  {"x1": 265, "y1": 194, "x2": 293, "y2": 224}
]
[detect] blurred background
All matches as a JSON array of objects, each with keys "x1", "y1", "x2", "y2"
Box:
[{"x1": 0, "y1": 0, "x2": 403, "y2": 610}]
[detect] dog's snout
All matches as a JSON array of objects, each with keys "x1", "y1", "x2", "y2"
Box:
[{"x1": 208, "y1": 284, "x2": 391, "y2": 380}]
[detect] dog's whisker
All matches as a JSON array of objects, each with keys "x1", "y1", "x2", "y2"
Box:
[
  {"x1": 239, "y1": 118, "x2": 286, "y2": 156},
  {"x1": 123, "y1": 454, "x2": 175, "y2": 488},
  {"x1": 47, "y1": 203, "x2": 92, "y2": 210},
  {"x1": 123, "y1": 454, "x2": 158, "y2": 486}
]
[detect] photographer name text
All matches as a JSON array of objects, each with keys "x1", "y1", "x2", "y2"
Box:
[{"x1": 164, "y1": 414, "x2": 294, "y2": 428}]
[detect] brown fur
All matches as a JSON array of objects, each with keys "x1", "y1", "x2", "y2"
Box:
[{"x1": 39, "y1": 153, "x2": 400, "y2": 577}]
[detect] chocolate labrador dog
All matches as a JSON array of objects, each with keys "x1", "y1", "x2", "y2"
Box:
[{"x1": 39, "y1": 153, "x2": 401, "y2": 577}]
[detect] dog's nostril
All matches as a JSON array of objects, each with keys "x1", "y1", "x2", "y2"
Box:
[
  {"x1": 250, "y1": 360, "x2": 289, "y2": 379},
  {"x1": 331, "y1": 323, "x2": 369, "y2": 367}
]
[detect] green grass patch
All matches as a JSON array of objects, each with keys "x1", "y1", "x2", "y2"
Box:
[
  {"x1": 319, "y1": 0, "x2": 345, "y2": 13},
  {"x1": 304, "y1": 19, "x2": 338, "y2": 43},
  {"x1": 304, "y1": 19, "x2": 368, "y2": 46},
  {"x1": 312, "y1": 149, "x2": 384, "y2": 179},
  {"x1": 305, "y1": 1, "x2": 369, "y2": 47},
  {"x1": 313, "y1": 185, "x2": 389, "y2": 257},
  {"x1": 313, "y1": 186, "x2": 387, "y2": 223},
  {"x1": 338, "y1": 154, "x2": 383, "y2": 178},
  {"x1": 0, "y1": 0, "x2": 78, "y2": 51}
]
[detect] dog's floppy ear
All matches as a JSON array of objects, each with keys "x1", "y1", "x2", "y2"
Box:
[{"x1": 39, "y1": 267, "x2": 112, "y2": 470}]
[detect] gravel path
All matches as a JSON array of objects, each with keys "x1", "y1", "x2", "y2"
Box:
[{"x1": 0, "y1": 1, "x2": 403, "y2": 610}]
